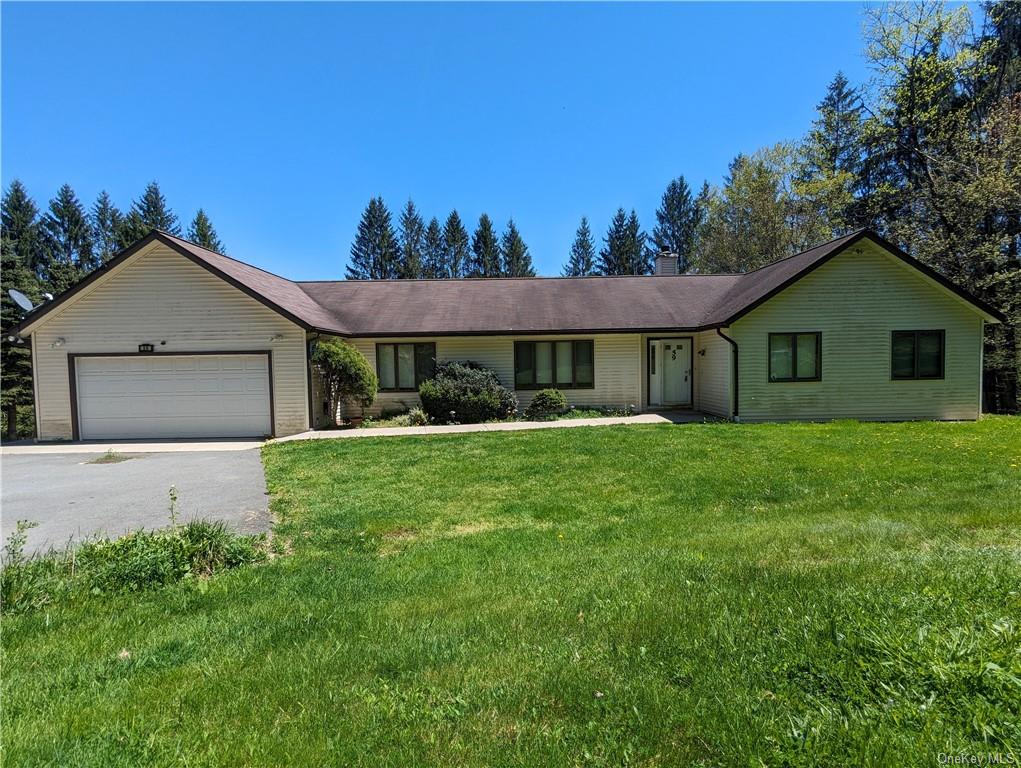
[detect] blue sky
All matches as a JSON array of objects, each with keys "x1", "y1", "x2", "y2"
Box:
[{"x1": 2, "y1": 2, "x2": 875, "y2": 279}]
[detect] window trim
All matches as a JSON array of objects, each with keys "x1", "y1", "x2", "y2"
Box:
[
  {"x1": 767, "y1": 332, "x2": 822, "y2": 383},
  {"x1": 890, "y1": 330, "x2": 945, "y2": 381},
  {"x1": 513, "y1": 340, "x2": 595, "y2": 390},
  {"x1": 375, "y1": 342, "x2": 436, "y2": 392}
]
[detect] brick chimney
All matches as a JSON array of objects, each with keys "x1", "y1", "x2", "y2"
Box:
[{"x1": 654, "y1": 250, "x2": 678, "y2": 275}]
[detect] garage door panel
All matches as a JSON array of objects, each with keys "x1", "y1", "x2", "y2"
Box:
[{"x1": 76, "y1": 355, "x2": 272, "y2": 439}]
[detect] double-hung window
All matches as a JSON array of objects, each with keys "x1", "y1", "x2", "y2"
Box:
[
  {"x1": 514, "y1": 340, "x2": 594, "y2": 389},
  {"x1": 768, "y1": 332, "x2": 821, "y2": 382},
  {"x1": 376, "y1": 342, "x2": 436, "y2": 391},
  {"x1": 891, "y1": 330, "x2": 944, "y2": 380}
]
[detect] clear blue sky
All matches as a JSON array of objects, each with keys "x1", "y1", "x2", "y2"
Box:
[{"x1": 2, "y1": 2, "x2": 875, "y2": 279}]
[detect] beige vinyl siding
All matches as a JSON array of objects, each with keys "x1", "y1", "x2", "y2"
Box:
[
  {"x1": 732, "y1": 241, "x2": 984, "y2": 422},
  {"x1": 694, "y1": 329, "x2": 732, "y2": 418},
  {"x1": 342, "y1": 334, "x2": 643, "y2": 417},
  {"x1": 32, "y1": 243, "x2": 309, "y2": 439}
]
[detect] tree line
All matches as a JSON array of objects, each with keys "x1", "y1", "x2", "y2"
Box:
[
  {"x1": 1, "y1": 179, "x2": 224, "y2": 296},
  {"x1": 347, "y1": 199, "x2": 536, "y2": 279}
]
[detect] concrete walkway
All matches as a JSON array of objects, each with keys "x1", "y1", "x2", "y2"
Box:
[
  {"x1": 0, "y1": 412, "x2": 711, "y2": 455},
  {"x1": 1, "y1": 438, "x2": 264, "y2": 456},
  {"x1": 272, "y1": 411, "x2": 708, "y2": 444}
]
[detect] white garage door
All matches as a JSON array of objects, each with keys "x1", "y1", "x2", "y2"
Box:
[{"x1": 75, "y1": 355, "x2": 273, "y2": 440}]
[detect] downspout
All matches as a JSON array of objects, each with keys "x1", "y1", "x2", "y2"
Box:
[
  {"x1": 715, "y1": 327, "x2": 739, "y2": 420},
  {"x1": 306, "y1": 332, "x2": 320, "y2": 431}
]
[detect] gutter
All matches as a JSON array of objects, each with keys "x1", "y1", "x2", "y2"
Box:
[{"x1": 715, "y1": 327, "x2": 739, "y2": 420}]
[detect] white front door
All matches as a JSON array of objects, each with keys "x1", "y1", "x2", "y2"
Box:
[
  {"x1": 650, "y1": 338, "x2": 692, "y2": 406},
  {"x1": 75, "y1": 354, "x2": 273, "y2": 439}
]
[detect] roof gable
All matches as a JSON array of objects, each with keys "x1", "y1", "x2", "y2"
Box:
[
  {"x1": 9, "y1": 231, "x2": 348, "y2": 336},
  {"x1": 707, "y1": 230, "x2": 1004, "y2": 326}
]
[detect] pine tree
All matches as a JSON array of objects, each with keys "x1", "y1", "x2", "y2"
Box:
[
  {"x1": 1, "y1": 235, "x2": 41, "y2": 439},
  {"x1": 346, "y1": 197, "x2": 399, "y2": 280},
  {"x1": 91, "y1": 191, "x2": 123, "y2": 263},
  {"x1": 421, "y1": 217, "x2": 446, "y2": 278},
  {"x1": 442, "y1": 210, "x2": 470, "y2": 279},
  {"x1": 117, "y1": 181, "x2": 180, "y2": 246},
  {"x1": 651, "y1": 176, "x2": 700, "y2": 271},
  {"x1": 2, "y1": 180, "x2": 44, "y2": 277},
  {"x1": 794, "y1": 72, "x2": 866, "y2": 234},
  {"x1": 40, "y1": 184, "x2": 96, "y2": 294},
  {"x1": 468, "y1": 213, "x2": 501, "y2": 277},
  {"x1": 500, "y1": 219, "x2": 535, "y2": 277},
  {"x1": 396, "y1": 200, "x2": 425, "y2": 279},
  {"x1": 187, "y1": 209, "x2": 225, "y2": 253},
  {"x1": 563, "y1": 217, "x2": 596, "y2": 276},
  {"x1": 599, "y1": 209, "x2": 650, "y2": 275}
]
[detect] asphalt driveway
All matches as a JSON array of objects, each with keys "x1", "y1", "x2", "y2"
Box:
[{"x1": 1, "y1": 450, "x2": 271, "y2": 555}]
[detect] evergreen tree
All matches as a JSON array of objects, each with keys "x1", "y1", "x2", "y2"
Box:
[
  {"x1": 563, "y1": 216, "x2": 596, "y2": 276},
  {"x1": 91, "y1": 191, "x2": 123, "y2": 263},
  {"x1": 347, "y1": 197, "x2": 399, "y2": 280},
  {"x1": 117, "y1": 181, "x2": 180, "y2": 246},
  {"x1": 651, "y1": 176, "x2": 701, "y2": 271},
  {"x1": 794, "y1": 72, "x2": 867, "y2": 234},
  {"x1": 441, "y1": 210, "x2": 470, "y2": 278},
  {"x1": 599, "y1": 208, "x2": 650, "y2": 275},
  {"x1": 187, "y1": 209, "x2": 225, "y2": 253},
  {"x1": 500, "y1": 219, "x2": 535, "y2": 277},
  {"x1": 1, "y1": 180, "x2": 44, "y2": 277},
  {"x1": 396, "y1": 200, "x2": 425, "y2": 279},
  {"x1": 0, "y1": 235, "x2": 41, "y2": 439},
  {"x1": 40, "y1": 184, "x2": 96, "y2": 294},
  {"x1": 421, "y1": 217, "x2": 446, "y2": 278},
  {"x1": 468, "y1": 213, "x2": 501, "y2": 277}
]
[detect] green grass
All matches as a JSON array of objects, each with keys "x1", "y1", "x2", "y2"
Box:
[{"x1": 3, "y1": 418, "x2": 1020, "y2": 766}]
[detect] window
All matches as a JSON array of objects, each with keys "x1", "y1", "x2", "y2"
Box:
[
  {"x1": 376, "y1": 342, "x2": 436, "y2": 391},
  {"x1": 768, "y1": 332, "x2": 821, "y2": 382},
  {"x1": 891, "y1": 330, "x2": 944, "y2": 380},
  {"x1": 514, "y1": 340, "x2": 594, "y2": 389}
]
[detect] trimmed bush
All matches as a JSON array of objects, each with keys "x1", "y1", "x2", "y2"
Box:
[
  {"x1": 524, "y1": 388, "x2": 568, "y2": 419},
  {"x1": 311, "y1": 339, "x2": 377, "y2": 424},
  {"x1": 418, "y1": 361, "x2": 517, "y2": 424}
]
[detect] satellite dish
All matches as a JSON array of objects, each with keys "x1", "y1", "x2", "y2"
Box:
[{"x1": 8, "y1": 289, "x2": 33, "y2": 312}]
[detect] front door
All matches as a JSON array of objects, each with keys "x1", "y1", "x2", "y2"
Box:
[{"x1": 651, "y1": 338, "x2": 691, "y2": 406}]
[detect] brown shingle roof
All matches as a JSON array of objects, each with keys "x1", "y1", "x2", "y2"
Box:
[
  {"x1": 8, "y1": 228, "x2": 1004, "y2": 337},
  {"x1": 297, "y1": 274, "x2": 741, "y2": 336}
]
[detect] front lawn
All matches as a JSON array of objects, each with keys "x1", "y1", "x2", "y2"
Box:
[{"x1": 3, "y1": 418, "x2": 1019, "y2": 765}]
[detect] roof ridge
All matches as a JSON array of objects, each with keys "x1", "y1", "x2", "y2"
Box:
[{"x1": 296, "y1": 273, "x2": 742, "y2": 284}]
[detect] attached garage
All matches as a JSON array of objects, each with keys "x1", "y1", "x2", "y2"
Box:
[
  {"x1": 13, "y1": 232, "x2": 322, "y2": 441},
  {"x1": 72, "y1": 354, "x2": 273, "y2": 440}
]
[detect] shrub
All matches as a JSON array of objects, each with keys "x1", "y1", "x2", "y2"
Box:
[
  {"x1": 406, "y1": 407, "x2": 430, "y2": 426},
  {"x1": 418, "y1": 361, "x2": 517, "y2": 424},
  {"x1": 524, "y1": 388, "x2": 568, "y2": 419},
  {"x1": 310, "y1": 339, "x2": 377, "y2": 424}
]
